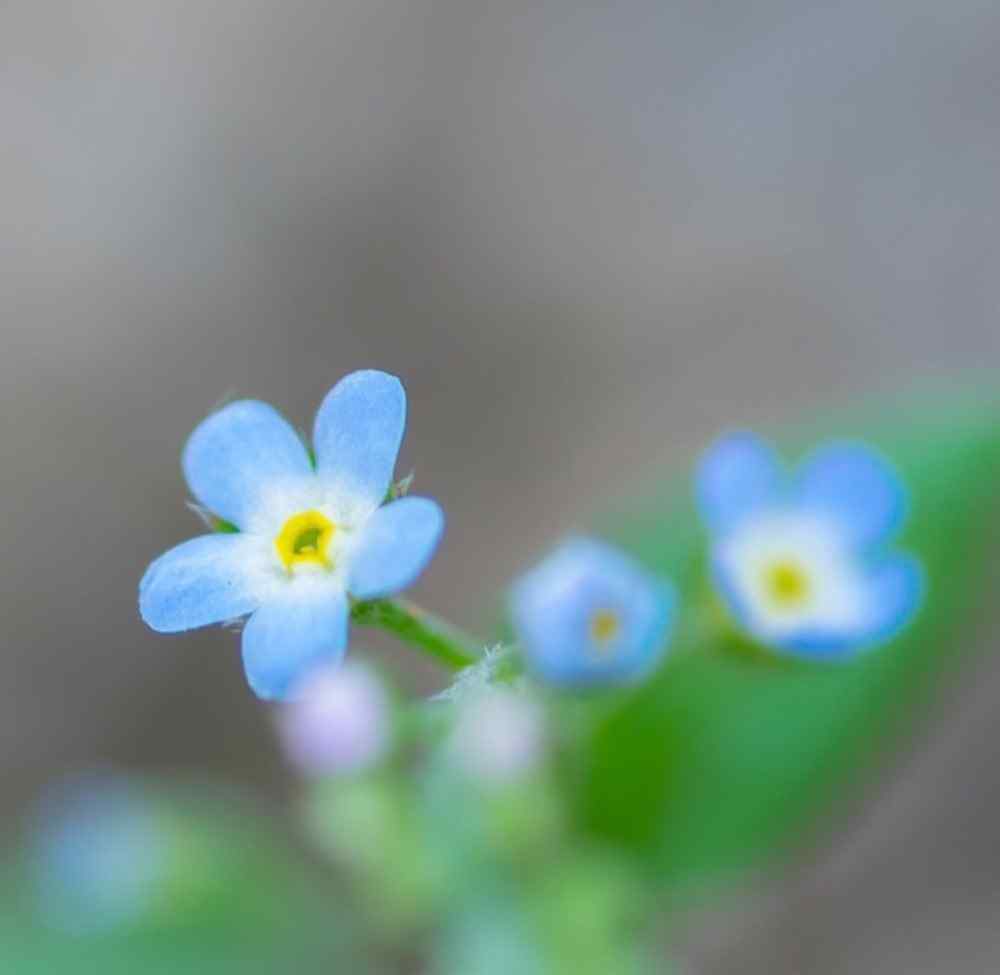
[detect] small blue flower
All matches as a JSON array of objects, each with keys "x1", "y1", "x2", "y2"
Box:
[
  {"x1": 696, "y1": 432, "x2": 925, "y2": 658},
  {"x1": 510, "y1": 537, "x2": 676, "y2": 687},
  {"x1": 140, "y1": 370, "x2": 445, "y2": 699}
]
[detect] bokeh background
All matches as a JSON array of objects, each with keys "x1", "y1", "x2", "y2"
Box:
[{"x1": 2, "y1": 2, "x2": 999, "y2": 971}]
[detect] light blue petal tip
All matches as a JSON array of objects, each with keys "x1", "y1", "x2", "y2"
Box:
[
  {"x1": 241, "y1": 590, "x2": 349, "y2": 700},
  {"x1": 696, "y1": 431, "x2": 783, "y2": 534},
  {"x1": 862, "y1": 553, "x2": 925, "y2": 644},
  {"x1": 795, "y1": 440, "x2": 909, "y2": 549},
  {"x1": 139, "y1": 535, "x2": 259, "y2": 633},
  {"x1": 349, "y1": 497, "x2": 445, "y2": 600},
  {"x1": 182, "y1": 400, "x2": 312, "y2": 529},
  {"x1": 312, "y1": 370, "x2": 407, "y2": 511}
]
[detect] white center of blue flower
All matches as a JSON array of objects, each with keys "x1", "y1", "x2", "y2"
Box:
[
  {"x1": 717, "y1": 512, "x2": 868, "y2": 640},
  {"x1": 760, "y1": 558, "x2": 812, "y2": 610}
]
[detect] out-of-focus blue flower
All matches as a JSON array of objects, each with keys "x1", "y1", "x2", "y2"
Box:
[
  {"x1": 278, "y1": 662, "x2": 392, "y2": 777},
  {"x1": 139, "y1": 371, "x2": 445, "y2": 699},
  {"x1": 510, "y1": 537, "x2": 676, "y2": 687},
  {"x1": 30, "y1": 773, "x2": 170, "y2": 935},
  {"x1": 696, "y1": 432, "x2": 925, "y2": 657}
]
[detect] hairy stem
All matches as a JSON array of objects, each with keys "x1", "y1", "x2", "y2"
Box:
[{"x1": 351, "y1": 597, "x2": 481, "y2": 671}]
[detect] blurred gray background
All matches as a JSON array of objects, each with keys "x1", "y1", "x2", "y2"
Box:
[{"x1": 2, "y1": 2, "x2": 999, "y2": 971}]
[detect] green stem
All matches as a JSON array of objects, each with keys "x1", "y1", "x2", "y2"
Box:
[{"x1": 350, "y1": 597, "x2": 481, "y2": 671}]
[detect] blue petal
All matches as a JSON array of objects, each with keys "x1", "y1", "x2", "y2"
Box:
[
  {"x1": 312, "y1": 371, "x2": 406, "y2": 511},
  {"x1": 241, "y1": 588, "x2": 349, "y2": 700},
  {"x1": 777, "y1": 627, "x2": 866, "y2": 659},
  {"x1": 182, "y1": 400, "x2": 313, "y2": 529},
  {"x1": 348, "y1": 497, "x2": 444, "y2": 599},
  {"x1": 511, "y1": 537, "x2": 675, "y2": 688},
  {"x1": 795, "y1": 441, "x2": 908, "y2": 550},
  {"x1": 696, "y1": 432, "x2": 784, "y2": 535},
  {"x1": 856, "y1": 554, "x2": 925, "y2": 644},
  {"x1": 139, "y1": 535, "x2": 261, "y2": 632}
]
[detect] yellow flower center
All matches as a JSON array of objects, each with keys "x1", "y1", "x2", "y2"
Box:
[
  {"x1": 589, "y1": 609, "x2": 621, "y2": 648},
  {"x1": 275, "y1": 510, "x2": 336, "y2": 572},
  {"x1": 763, "y1": 560, "x2": 811, "y2": 608}
]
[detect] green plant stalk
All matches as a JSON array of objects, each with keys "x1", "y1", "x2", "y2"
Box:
[{"x1": 351, "y1": 598, "x2": 480, "y2": 671}]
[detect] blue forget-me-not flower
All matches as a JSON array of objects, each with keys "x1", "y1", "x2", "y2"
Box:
[
  {"x1": 510, "y1": 537, "x2": 676, "y2": 687},
  {"x1": 696, "y1": 432, "x2": 924, "y2": 657},
  {"x1": 140, "y1": 370, "x2": 444, "y2": 699}
]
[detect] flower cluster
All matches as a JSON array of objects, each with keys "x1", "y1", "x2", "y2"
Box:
[
  {"x1": 139, "y1": 372, "x2": 925, "y2": 712},
  {"x1": 102, "y1": 372, "x2": 942, "y2": 971}
]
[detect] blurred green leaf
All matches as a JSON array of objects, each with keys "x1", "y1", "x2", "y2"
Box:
[{"x1": 577, "y1": 383, "x2": 1000, "y2": 890}]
